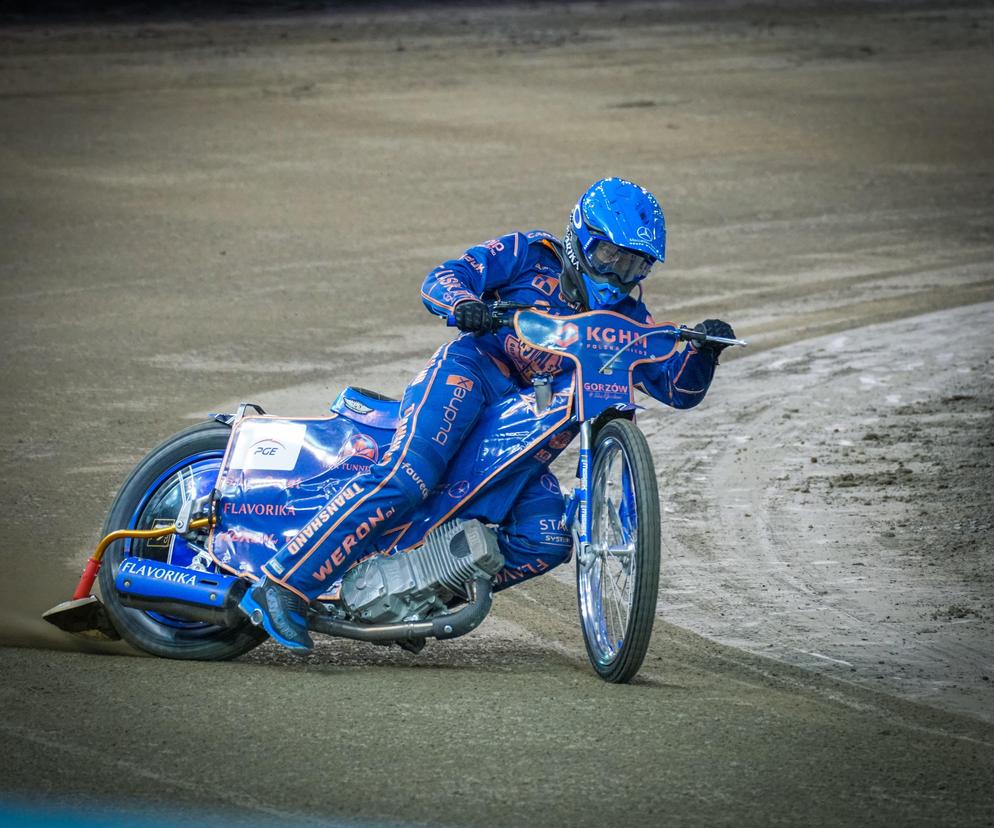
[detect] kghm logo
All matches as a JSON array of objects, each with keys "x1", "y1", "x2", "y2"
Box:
[
  {"x1": 583, "y1": 327, "x2": 648, "y2": 356},
  {"x1": 586, "y1": 327, "x2": 644, "y2": 346}
]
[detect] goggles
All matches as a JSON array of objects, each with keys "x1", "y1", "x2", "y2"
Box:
[{"x1": 584, "y1": 237, "x2": 654, "y2": 284}]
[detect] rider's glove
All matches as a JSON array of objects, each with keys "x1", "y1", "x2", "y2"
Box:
[
  {"x1": 693, "y1": 319, "x2": 736, "y2": 363},
  {"x1": 454, "y1": 300, "x2": 492, "y2": 335}
]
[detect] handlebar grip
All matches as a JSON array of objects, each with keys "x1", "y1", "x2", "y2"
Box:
[
  {"x1": 444, "y1": 309, "x2": 514, "y2": 331},
  {"x1": 678, "y1": 327, "x2": 747, "y2": 348}
]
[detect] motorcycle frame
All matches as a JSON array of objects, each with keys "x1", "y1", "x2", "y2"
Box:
[{"x1": 63, "y1": 309, "x2": 712, "y2": 613}]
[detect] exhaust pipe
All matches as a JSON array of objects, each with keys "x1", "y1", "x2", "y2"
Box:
[
  {"x1": 115, "y1": 557, "x2": 494, "y2": 643},
  {"x1": 309, "y1": 577, "x2": 493, "y2": 643},
  {"x1": 115, "y1": 557, "x2": 247, "y2": 627}
]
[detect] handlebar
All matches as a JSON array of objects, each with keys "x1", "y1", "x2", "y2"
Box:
[
  {"x1": 674, "y1": 327, "x2": 748, "y2": 349},
  {"x1": 445, "y1": 302, "x2": 747, "y2": 348}
]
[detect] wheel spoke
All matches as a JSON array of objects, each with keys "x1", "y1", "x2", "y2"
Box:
[
  {"x1": 614, "y1": 564, "x2": 631, "y2": 631},
  {"x1": 603, "y1": 555, "x2": 628, "y2": 640}
]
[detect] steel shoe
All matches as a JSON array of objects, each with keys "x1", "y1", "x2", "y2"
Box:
[{"x1": 239, "y1": 578, "x2": 314, "y2": 653}]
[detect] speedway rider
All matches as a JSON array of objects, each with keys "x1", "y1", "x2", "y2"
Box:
[{"x1": 240, "y1": 178, "x2": 736, "y2": 652}]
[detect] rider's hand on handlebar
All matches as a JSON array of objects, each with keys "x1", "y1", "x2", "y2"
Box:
[
  {"x1": 454, "y1": 300, "x2": 493, "y2": 335},
  {"x1": 693, "y1": 319, "x2": 736, "y2": 362}
]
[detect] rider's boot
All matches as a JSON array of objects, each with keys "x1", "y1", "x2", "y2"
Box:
[{"x1": 239, "y1": 578, "x2": 314, "y2": 653}]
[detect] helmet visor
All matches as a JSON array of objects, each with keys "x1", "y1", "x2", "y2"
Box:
[{"x1": 585, "y1": 238, "x2": 654, "y2": 284}]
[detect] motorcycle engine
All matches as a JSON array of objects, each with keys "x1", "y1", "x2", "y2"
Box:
[{"x1": 339, "y1": 520, "x2": 503, "y2": 624}]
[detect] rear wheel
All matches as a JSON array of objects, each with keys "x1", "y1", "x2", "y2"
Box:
[
  {"x1": 577, "y1": 418, "x2": 661, "y2": 683},
  {"x1": 98, "y1": 421, "x2": 267, "y2": 660}
]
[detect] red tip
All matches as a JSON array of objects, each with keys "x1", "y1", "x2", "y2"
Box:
[{"x1": 72, "y1": 558, "x2": 101, "y2": 600}]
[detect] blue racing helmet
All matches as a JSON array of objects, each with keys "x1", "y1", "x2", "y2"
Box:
[{"x1": 562, "y1": 178, "x2": 666, "y2": 310}]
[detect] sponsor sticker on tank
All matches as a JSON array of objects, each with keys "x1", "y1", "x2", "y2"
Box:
[{"x1": 230, "y1": 421, "x2": 307, "y2": 472}]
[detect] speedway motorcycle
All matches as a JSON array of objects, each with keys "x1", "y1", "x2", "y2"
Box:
[{"x1": 44, "y1": 304, "x2": 744, "y2": 684}]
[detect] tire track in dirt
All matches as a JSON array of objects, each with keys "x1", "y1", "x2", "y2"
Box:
[{"x1": 643, "y1": 301, "x2": 994, "y2": 721}]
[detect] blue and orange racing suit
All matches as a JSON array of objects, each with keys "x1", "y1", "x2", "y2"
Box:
[{"x1": 262, "y1": 230, "x2": 718, "y2": 601}]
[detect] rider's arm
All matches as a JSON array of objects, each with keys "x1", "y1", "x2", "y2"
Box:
[
  {"x1": 633, "y1": 346, "x2": 717, "y2": 409},
  {"x1": 626, "y1": 301, "x2": 718, "y2": 410},
  {"x1": 421, "y1": 232, "x2": 530, "y2": 317}
]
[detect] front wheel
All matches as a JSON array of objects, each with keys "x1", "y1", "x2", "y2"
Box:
[
  {"x1": 97, "y1": 421, "x2": 267, "y2": 660},
  {"x1": 577, "y1": 418, "x2": 661, "y2": 683}
]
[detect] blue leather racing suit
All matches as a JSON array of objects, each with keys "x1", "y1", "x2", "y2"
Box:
[{"x1": 262, "y1": 231, "x2": 717, "y2": 600}]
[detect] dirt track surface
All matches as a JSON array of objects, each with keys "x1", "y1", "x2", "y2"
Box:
[
  {"x1": 643, "y1": 302, "x2": 994, "y2": 721},
  {"x1": 1, "y1": 2, "x2": 993, "y2": 825}
]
